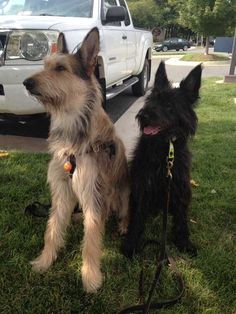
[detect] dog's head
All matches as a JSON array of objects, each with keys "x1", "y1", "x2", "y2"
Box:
[
  {"x1": 23, "y1": 27, "x2": 100, "y2": 113},
  {"x1": 137, "y1": 61, "x2": 202, "y2": 139}
]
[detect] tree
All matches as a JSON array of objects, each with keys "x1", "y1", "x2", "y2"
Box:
[
  {"x1": 178, "y1": 0, "x2": 236, "y2": 54},
  {"x1": 127, "y1": 0, "x2": 192, "y2": 40},
  {"x1": 126, "y1": 0, "x2": 162, "y2": 29}
]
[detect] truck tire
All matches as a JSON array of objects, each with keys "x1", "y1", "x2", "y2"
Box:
[{"x1": 132, "y1": 59, "x2": 149, "y2": 97}]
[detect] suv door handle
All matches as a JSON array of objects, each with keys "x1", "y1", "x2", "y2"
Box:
[{"x1": 122, "y1": 35, "x2": 127, "y2": 40}]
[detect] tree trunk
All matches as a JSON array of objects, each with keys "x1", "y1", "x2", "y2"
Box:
[
  {"x1": 196, "y1": 34, "x2": 199, "y2": 46},
  {"x1": 201, "y1": 35, "x2": 204, "y2": 46},
  {"x1": 205, "y1": 36, "x2": 209, "y2": 55}
]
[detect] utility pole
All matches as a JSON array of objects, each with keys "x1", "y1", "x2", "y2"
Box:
[{"x1": 225, "y1": 27, "x2": 236, "y2": 82}]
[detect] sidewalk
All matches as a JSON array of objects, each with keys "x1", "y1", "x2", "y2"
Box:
[
  {"x1": 155, "y1": 55, "x2": 230, "y2": 67},
  {"x1": 0, "y1": 109, "x2": 141, "y2": 155},
  {"x1": 0, "y1": 134, "x2": 48, "y2": 152},
  {"x1": 115, "y1": 94, "x2": 145, "y2": 159}
]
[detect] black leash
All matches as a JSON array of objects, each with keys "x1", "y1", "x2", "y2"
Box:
[
  {"x1": 118, "y1": 140, "x2": 185, "y2": 314},
  {"x1": 24, "y1": 202, "x2": 81, "y2": 218}
]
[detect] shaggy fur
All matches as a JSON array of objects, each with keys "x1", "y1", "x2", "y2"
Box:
[
  {"x1": 122, "y1": 61, "x2": 202, "y2": 258},
  {"x1": 23, "y1": 28, "x2": 130, "y2": 293}
]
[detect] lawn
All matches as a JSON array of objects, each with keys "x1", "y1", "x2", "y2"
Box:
[
  {"x1": 153, "y1": 51, "x2": 186, "y2": 56},
  {"x1": 181, "y1": 53, "x2": 230, "y2": 62},
  {"x1": 0, "y1": 78, "x2": 236, "y2": 314}
]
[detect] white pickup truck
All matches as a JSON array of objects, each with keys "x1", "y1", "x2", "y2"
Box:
[{"x1": 0, "y1": 0, "x2": 152, "y2": 118}]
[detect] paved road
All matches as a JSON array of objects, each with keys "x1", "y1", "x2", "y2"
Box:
[
  {"x1": 152, "y1": 57, "x2": 230, "y2": 82},
  {"x1": 0, "y1": 54, "x2": 231, "y2": 152}
]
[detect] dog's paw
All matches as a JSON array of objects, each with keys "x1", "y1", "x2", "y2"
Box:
[
  {"x1": 118, "y1": 221, "x2": 128, "y2": 235},
  {"x1": 174, "y1": 239, "x2": 198, "y2": 257},
  {"x1": 30, "y1": 252, "x2": 55, "y2": 273},
  {"x1": 185, "y1": 242, "x2": 198, "y2": 257},
  {"x1": 81, "y1": 265, "x2": 103, "y2": 293},
  {"x1": 120, "y1": 240, "x2": 136, "y2": 258}
]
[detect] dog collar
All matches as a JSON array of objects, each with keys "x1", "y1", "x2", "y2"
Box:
[{"x1": 63, "y1": 141, "x2": 116, "y2": 178}]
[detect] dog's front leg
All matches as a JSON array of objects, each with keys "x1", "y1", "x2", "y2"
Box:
[
  {"x1": 81, "y1": 209, "x2": 104, "y2": 293},
  {"x1": 121, "y1": 193, "x2": 146, "y2": 258},
  {"x1": 31, "y1": 160, "x2": 77, "y2": 272},
  {"x1": 172, "y1": 193, "x2": 197, "y2": 256}
]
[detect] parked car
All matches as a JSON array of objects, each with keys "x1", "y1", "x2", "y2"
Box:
[
  {"x1": 0, "y1": 0, "x2": 152, "y2": 117},
  {"x1": 154, "y1": 38, "x2": 191, "y2": 52},
  {"x1": 197, "y1": 37, "x2": 215, "y2": 47}
]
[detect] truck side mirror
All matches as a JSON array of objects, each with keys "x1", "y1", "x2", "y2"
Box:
[{"x1": 105, "y1": 6, "x2": 126, "y2": 23}]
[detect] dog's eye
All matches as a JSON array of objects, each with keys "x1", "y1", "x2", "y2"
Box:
[{"x1": 55, "y1": 65, "x2": 66, "y2": 72}]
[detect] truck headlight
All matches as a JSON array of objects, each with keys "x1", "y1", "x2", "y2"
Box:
[{"x1": 6, "y1": 30, "x2": 59, "y2": 61}]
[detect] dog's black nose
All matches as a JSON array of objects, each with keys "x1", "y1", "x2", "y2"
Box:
[{"x1": 23, "y1": 78, "x2": 36, "y2": 91}]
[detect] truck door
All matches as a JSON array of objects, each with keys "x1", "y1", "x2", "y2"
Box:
[
  {"x1": 101, "y1": 0, "x2": 127, "y2": 86},
  {"x1": 118, "y1": 0, "x2": 136, "y2": 77}
]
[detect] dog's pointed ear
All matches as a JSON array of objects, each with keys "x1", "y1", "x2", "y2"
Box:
[
  {"x1": 57, "y1": 33, "x2": 69, "y2": 54},
  {"x1": 153, "y1": 61, "x2": 170, "y2": 92},
  {"x1": 77, "y1": 27, "x2": 100, "y2": 77},
  {"x1": 180, "y1": 64, "x2": 202, "y2": 99}
]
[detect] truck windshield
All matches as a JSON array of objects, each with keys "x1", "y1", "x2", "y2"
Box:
[{"x1": 0, "y1": 0, "x2": 94, "y2": 17}]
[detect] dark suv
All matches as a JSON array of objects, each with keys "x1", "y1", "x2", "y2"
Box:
[{"x1": 154, "y1": 38, "x2": 191, "y2": 52}]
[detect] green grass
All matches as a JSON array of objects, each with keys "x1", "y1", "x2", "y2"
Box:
[
  {"x1": 153, "y1": 51, "x2": 186, "y2": 56},
  {"x1": 181, "y1": 53, "x2": 230, "y2": 62},
  {"x1": 0, "y1": 78, "x2": 236, "y2": 313}
]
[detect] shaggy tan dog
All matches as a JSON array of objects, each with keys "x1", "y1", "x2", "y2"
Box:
[{"x1": 23, "y1": 28, "x2": 130, "y2": 293}]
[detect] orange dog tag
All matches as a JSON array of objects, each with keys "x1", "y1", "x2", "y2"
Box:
[{"x1": 63, "y1": 161, "x2": 72, "y2": 173}]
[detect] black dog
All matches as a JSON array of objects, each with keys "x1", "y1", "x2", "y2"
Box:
[{"x1": 122, "y1": 61, "x2": 202, "y2": 257}]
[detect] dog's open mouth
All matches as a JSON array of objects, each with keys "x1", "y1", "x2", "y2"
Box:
[{"x1": 143, "y1": 125, "x2": 162, "y2": 135}]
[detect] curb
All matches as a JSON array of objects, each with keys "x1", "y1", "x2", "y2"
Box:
[
  {"x1": 157, "y1": 56, "x2": 230, "y2": 67},
  {"x1": 165, "y1": 57, "x2": 200, "y2": 67}
]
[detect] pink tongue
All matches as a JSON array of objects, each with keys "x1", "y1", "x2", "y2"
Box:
[{"x1": 144, "y1": 126, "x2": 161, "y2": 135}]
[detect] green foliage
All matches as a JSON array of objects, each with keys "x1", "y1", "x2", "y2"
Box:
[
  {"x1": 126, "y1": 0, "x2": 181, "y2": 29},
  {"x1": 126, "y1": 0, "x2": 161, "y2": 29},
  {"x1": 126, "y1": 0, "x2": 193, "y2": 38},
  {"x1": 178, "y1": 0, "x2": 236, "y2": 36},
  {"x1": 181, "y1": 53, "x2": 230, "y2": 61}
]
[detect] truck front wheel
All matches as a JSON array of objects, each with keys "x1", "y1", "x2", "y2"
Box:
[{"x1": 132, "y1": 59, "x2": 149, "y2": 97}]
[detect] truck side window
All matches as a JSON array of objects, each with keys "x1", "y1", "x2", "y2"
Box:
[
  {"x1": 118, "y1": 0, "x2": 130, "y2": 26},
  {"x1": 103, "y1": 0, "x2": 121, "y2": 26}
]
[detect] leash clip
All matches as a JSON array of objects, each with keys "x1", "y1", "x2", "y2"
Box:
[
  {"x1": 166, "y1": 140, "x2": 175, "y2": 178},
  {"x1": 167, "y1": 161, "x2": 173, "y2": 179}
]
